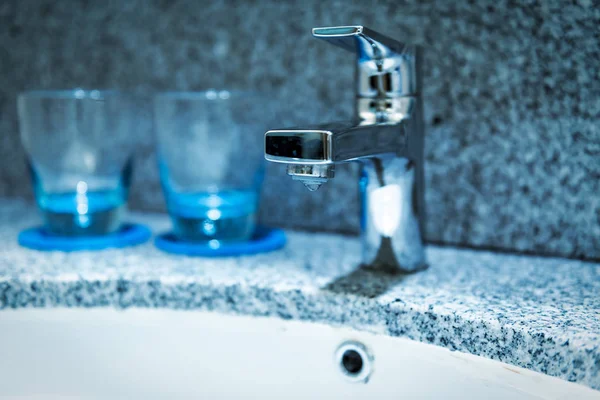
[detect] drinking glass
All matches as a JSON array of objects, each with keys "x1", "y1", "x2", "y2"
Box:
[
  {"x1": 154, "y1": 90, "x2": 270, "y2": 242},
  {"x1": 18, "y1": 89, "x2": 135, "y2": 236}
]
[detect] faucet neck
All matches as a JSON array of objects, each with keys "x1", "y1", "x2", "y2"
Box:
[{"x1": 355, "y1": 44, "x2": 419, "y2": 124}]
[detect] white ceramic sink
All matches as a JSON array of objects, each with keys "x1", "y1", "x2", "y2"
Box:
[{"x1": 0, "y1": 309, "x2": 598, "y2": 399}]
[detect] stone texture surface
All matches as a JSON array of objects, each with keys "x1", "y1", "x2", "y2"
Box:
[
  {"x1": 0, "y1": 0, "x2": 598, "y2": 260},
  {"x1": 0, "y1": 198, "x2": 599, "y2": 389}
]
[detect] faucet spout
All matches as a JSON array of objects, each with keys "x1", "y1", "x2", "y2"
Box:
[
  {"x1": 265, "y1": 120, "x2": 408, "y2": 190},
  {"x1": 265, "y1": 121, "x2": 406, "y2": 162}
]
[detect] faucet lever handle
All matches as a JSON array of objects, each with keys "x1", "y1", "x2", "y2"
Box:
[{"x1": 312, "y1": 25, "x2": 407, "y2": 62}]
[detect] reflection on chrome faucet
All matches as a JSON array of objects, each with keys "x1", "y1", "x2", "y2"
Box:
[{"x1": 265, "y1": 25, "x2": 426, "y2": 272}]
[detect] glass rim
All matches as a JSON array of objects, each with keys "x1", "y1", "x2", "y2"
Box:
[
  {"x1": 19, "y1": 89, "x2": 122, "y2": 100},
  {"x1": 155, "y1": 90, "x2": 264, "y2": 101}
]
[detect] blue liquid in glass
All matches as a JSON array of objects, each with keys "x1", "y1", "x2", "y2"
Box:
[
  {"x1": 167, "y1": 190, "x2": 258, "y2": 242},
  {"x1": 37, "y1": 190, "x2": 125, "y2": 236},
  {"x1": 28, "y1": 157, "x2": 132, "y2": 237}
]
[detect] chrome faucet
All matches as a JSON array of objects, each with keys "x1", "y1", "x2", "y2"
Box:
[{"x1": 265, "y1": 26, "x2": 426, "y2": 272}]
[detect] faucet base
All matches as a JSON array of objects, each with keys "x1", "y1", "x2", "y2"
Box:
[{"x1": 360, "y1": 157, "x2": 426, "y2": 272}]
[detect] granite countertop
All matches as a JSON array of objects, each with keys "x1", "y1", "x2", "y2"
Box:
[{"x1": 0, "y1": 198, "x2": 598, "y2": 390}]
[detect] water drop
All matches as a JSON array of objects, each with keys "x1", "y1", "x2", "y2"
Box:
[{"x1": 303, "y1": 182, "x2": 322, "y2": 192}]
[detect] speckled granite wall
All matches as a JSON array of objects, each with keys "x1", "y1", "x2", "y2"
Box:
[{"x1": 0, "y1": 0, "x2": 598, "y2": 260}]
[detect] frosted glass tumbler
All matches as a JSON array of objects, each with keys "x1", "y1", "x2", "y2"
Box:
[
  {"x1": 154, "y1": 90, "x2": 270, "y2": 243},
  {"x1": 18, "y1": 89, "x2": 135, "y2": 236}
]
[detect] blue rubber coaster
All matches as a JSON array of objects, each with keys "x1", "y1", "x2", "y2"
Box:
[
  {"x1": 18, "y1": 224, "x2": 152, "y2": 252},
  {"x1": 154, "y1": 226, "x2": 286, "y2": 257}
]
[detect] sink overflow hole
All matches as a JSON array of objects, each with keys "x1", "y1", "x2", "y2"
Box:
[
  {"x1": 335, "y1": 341, "x2": 373, "y2": 383},
  {"x1": 341, "y1": 349, "x2": 363, "y2": 375}
]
